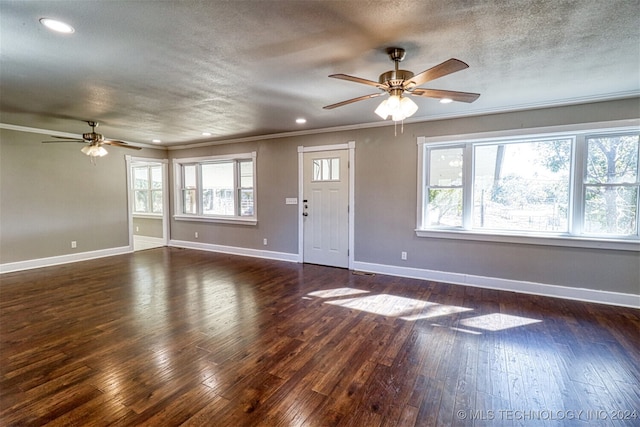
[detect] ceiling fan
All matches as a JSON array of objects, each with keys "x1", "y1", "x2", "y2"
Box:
[
  {"x1": 42, "y1": 121, "x2": 141, "y2": 162},
  {"x1": 323, "y1": 47, "x2": 480, "y2": 122}
]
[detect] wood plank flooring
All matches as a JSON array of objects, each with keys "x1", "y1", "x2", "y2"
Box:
[{"x1": 1, "y1": 247, "x2": 639, "y2": 426}]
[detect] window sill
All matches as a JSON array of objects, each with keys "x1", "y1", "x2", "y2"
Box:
[
  {"x1": 133, "y1": 213, "x2": 163, "y2": 219},
  {"x1": 415, "y1": 228, "x2": 640, "y2": 252},
  {"x1": 174, "y1": 215, "x2": 257, "y2": 226}
]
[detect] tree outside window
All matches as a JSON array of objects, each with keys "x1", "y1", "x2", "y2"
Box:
[
  {"x1": 584, "y1": 134, "x2": 639, "y2": 235},
  {"x1": 421, "y1": 129, "x2": 639, "y2": 241}
]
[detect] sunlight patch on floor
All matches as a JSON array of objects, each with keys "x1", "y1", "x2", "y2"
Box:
[
  {"x1": 306, "y1": 288, "x2": 542, "y2": 332},
  {"x1": 323, "y1": 293, "x2": 472, "y2": 320},
  {"x1": 459, "y1": 313, "x2": 542, "y2": 331},
  {"x1": 307, "y1": 287, "x2": 370, "y2": 298}
]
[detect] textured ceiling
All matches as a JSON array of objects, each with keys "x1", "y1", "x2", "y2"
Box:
[{"x1": 1, "y1": 0, "x2": 638, "y2": 147}]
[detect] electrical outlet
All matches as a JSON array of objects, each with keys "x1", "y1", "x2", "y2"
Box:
[
  {"x1": 71, "y1": 241, "x2": 77, "y2": 249},
  {"x1": 401, "y1": 251, "x2": 407, "y2": 260},
  {"x1": 263, "y1": 238, "x2": 268, "y2": 246},
  {"x1": 135, "y1": 226, "x2": 139, "y2": 232},
  {"x1": 195, "y1": 232, "x2": 198, "y2": 238}
]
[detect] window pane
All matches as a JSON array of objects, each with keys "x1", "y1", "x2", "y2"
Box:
[
  {"x1": 134, "y1": 190, "x2": 148, "y2": 212},
  {"x1": 584, "y1": 186, "x2": 637, "y2": 235},
  {"x1": 586, "y1": 135, "x2": 639, "y2": 184},
  {"x1": 151, "y1": 190, "x2": 163, "y2": 213},
  {"x1": 473, "y1": 140, "x2": 571, "y2": 232},
  {"x1": 312, "y1": 158, "x2": 339, "y2": 181},
  {"x1": 151, "y1": 166, "x2": 162, "y2": 189},
  {"x1": 202, "y1": 163, "x2": 234, "y2": 215},
  {"x1": 134, "y1": 167, "x2": 148, "y2": 189},
  {"x1": 239, "y1": 160, "x2": 253, "y2": 188},
  {"x1": 183, "y1": 189, "x2": 196, "y2": 214},
  {"x1": 427, "y1": 188, "x2": 463, "y2": 227},
  {"x1": 184, "y1": 165, "x2": 196, "y2": 188},
  {"x1": 182, "y1": 165, "x2": 197, "y2": 214},
  {"x1": 313, "y1": 159, "x2": 321, "y2": 181},
  {"x1": 240, "y1": 189, "x2": 254, "y2": 216},
  {"x1": 322, "y1": 159, "x2": 330, "y2": 180},
  {"x1": 429, "y1": 148, "x2": 463, "y2": 186},
  {"x1": 330, "y1": 158, "x2": 340, "y2": 180}
]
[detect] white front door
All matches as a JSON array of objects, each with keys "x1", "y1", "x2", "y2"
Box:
[{"x1": 302, "y1": 149, "x2": 349, "y2": 268}]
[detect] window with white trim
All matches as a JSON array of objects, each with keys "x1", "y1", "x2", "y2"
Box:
[
  {"x1": 173, "y1": 152, "x2": 256, "y2": 223},
  {"x1": 133, "y1": 165, "x2": 163, "y2": 215},
  {"x1": 417, "y1": 126, "x2": 639, "y2": 249}
]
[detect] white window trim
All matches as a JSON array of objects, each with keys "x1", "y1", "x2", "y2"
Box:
[
  {"x1": 416, "y1": 119, "x2": 640, "y2": 252},
  {"x1": 126, "y1": 156, "x2": 170, "y2": 250},
  {"x1": 172, "y1": 152, "x2": 257, "y2": 225},
  {"x1": 131, "y1": 164, "x2": 164, "y2": 215}
]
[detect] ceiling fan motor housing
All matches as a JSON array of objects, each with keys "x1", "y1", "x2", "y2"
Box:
[
  {"x1": 82, "y1": 132, "x2": 103, "y2": 142},
  {"x1": 379, "y1": 69, "x2": 414, "y2": 89}
]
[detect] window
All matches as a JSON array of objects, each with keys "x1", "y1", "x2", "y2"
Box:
[
  {"x1": 583, "y1": 134, "x2": 638, "y2": 236},
  {"x1": 417, "y1": 125, "x2": 639, "y2": 250},
  {"x1": 173, "y1": 152, "x2": 256, "y2": 223},
  {"x1": 472, "y1": 138, "x2": 572, "y2": 232},
  {"x1": 424, "y1": 146, "x2": 464, "y2": 227},
  {"x1": 133, "y1": 165, "x2": 163, "y2": 214},
  {"x1": 313, "y1": 158, "x2": 340, "y2": 181}
]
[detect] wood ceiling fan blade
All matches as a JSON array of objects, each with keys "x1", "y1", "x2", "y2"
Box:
[
  {"x1": 406, "y1": 58, "x2": 470, "y2": 88},
  {"x1": 103, "y1": 140, "x2": 142, "y2": 150},
  {"x1": 50, "y1": 135, "x2": 85, "y2": 140},
  {"x1": 42, "y1": 140, "x2": 86, "y2": 143},
  {"x1": 329, "y1": 74, "x2": 385, "y2": 88},
  {"x1": 323, "y1": 93, "x2": 385, "y2": 110},
  {"x1": 410, "y1": 88, "x2": 480, "y2": 103}
]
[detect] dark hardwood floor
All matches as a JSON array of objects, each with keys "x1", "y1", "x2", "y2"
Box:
[{"x1": 1, "y1": 247, "x2": 639, "y2": 426}]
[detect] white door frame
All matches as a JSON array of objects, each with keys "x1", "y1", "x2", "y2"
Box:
[
  {"x1": 125, "y1": 155, "x2": 170, "y2": 251},
  {"x1": 297, "y1": 141, "x2": 355, "y2": 269}
]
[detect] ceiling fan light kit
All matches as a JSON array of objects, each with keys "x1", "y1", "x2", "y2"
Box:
[
  {"x1": 324, "y1": 47, "x2": 480, "y2": 127},
  {"x1": 81, "y1": 144, "x2": 108, "y2": 157},
  {"x1": 375, "y1": 94, "x2": 419, "y2": 121}
]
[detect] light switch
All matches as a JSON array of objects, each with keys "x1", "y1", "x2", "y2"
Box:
[{"x1": 285, "y1": 198, "x2": 298, "y2": 205}]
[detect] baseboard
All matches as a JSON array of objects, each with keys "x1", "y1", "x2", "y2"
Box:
[
  {"x1": 352, "y1": 261, "x2": 640, "y2": 309},
  {"x1": 169, "y1": 239, "x2": 299, "y2": 263},
  {"x1": 0, "y1": 246, "x2": 133, "y2": 274},
  {"x1": 2, "y1": 243, "x2": 635, "y2": 309},
  {"x1": 133, "y1": 235, "x2": 166, "y2": 251}
]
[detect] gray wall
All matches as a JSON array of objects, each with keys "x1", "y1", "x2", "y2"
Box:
[
  {"x1": 0, "y1": 128, "x2": 164, "y2": 263},
  {"x1": 169, "y1": 98, "x2": 640, "y2": 296},
  {"x1": 133, "y1": 217, "x2": 163, "y2": 238},
  {"x1": 2, "y1": 98, "x2": 639, "y2": 297}
]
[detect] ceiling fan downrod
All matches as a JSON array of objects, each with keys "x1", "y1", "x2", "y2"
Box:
[
  {"x1": 379, "y1": 47, "x2": 414, "y2": 89},
  {"x1": 83, "y1": 121, "x2": 102, "y2": 141}
]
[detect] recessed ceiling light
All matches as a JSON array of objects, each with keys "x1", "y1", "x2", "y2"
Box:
[
  {"x1": 152, "y1": 139, "x2": 162, "y2": 143},
  {"x1": 439, "y1": 98, "x2": 453, "y2": 104},
  {"x1": 202, "y1": 132, "x2": 211, "y2": 136},
  {"x1": 39, "y1": 18, "x2": 75, "y2": 34},
  {"x1": 296, "y1": 118, "x2": 307, "y2": 124}
]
